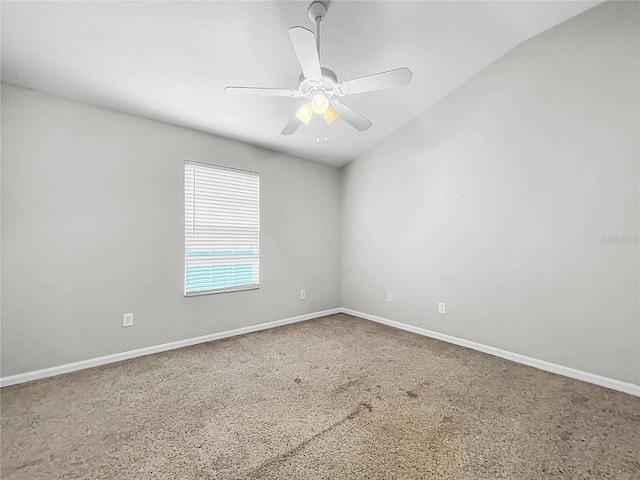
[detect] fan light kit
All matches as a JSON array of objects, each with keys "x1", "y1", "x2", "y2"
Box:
[{"x1": 225, "y1": 1, "x2": 413, "y2": 143}]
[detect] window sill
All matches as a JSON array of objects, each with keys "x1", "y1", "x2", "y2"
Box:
[{"x1": 184, "y1": 284, "x2": 259, "y2": 297}]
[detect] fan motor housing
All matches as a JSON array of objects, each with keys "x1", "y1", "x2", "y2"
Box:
[{"x1": 298, "y1": 67, "x2": 338, "y2": 98}]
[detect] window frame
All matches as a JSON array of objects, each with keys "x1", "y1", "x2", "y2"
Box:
[{"x1": 184, "y1": 160, "x2": 260, "y2": 297}]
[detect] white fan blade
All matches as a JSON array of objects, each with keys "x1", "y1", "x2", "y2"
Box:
[
  {"x1": 288, "y1": 26, "x2": 322, "y2": 81},
  {"x1": 331, "y1": 101, "x2": 372, "y2": 131},
  {"x1": 225, "y1": 87, "x2": 298, "y2": 97},
  {"x1": 337, "y1": 67, "x2": 413, "y2": 95},
  {"x1": 281, "y1": 113, "x2": 302, "y2": 135}
]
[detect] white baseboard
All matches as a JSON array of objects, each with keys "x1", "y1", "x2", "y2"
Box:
[
  {"x1": 3, "y1": 307, "x2": 638, "y2": 397},
  {"x1": 340, "y1": 308, "x2": 640, "y2": 397},
  {"x1": 0, "y1": 308, "x2": 341, "y2": 388}
]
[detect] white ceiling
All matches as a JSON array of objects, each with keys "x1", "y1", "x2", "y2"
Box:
[{"x1": 1, "y1": 0, "x2": 601, "y2": 167}]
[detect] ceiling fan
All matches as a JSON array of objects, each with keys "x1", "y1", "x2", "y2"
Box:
[{"x1": 225, "y1": 1, "x2": 413, "y2": 138}]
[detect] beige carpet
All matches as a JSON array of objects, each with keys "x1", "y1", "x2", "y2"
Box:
[{"x1": 1, "y1": 313, "x2": 639, "y2": 479}]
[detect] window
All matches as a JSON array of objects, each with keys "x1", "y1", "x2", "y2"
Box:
[{"x1": 184, "y1": 161, "x2": 260, "y2": 296}]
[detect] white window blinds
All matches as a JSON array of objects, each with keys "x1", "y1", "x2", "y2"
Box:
[{"x1": 184, "y1": 161, "x2": 260, "y2": 295}]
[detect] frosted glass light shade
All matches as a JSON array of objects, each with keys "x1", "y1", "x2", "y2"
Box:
[
  {"x1": 311, "y1": 93, "x2": 329, "y2": 114},
  {"x1": 296, "y1": 103, "x2": 313, "y2": 124},
  {"x1": 324, "y1": 105, "x2": 339, "y2": 124}
]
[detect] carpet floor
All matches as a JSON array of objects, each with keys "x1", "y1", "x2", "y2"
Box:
[{"x1": 1, "y1": 313, "x2": 639, "y2": 479}]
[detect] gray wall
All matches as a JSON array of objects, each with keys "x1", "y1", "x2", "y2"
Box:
[
  {"x1": 1, "y1": 83, "x2": 341, "y2": 377},
  {"x1": 340, "y1": 1, "x2": 639, "y2": 385},
  {"x1": 2, "y1": 1, "x2": 638, "y2": 387}
]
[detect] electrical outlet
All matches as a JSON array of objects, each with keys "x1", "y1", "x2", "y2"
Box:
[
  {"x1": 300, "y1": 290, "x2": 306, "y2": 300},
  {"x1": 438, "y1": 303, "x2": 446, "y2": 315},
  {"x1": 122, "y1": 313, "x2": 134, "y2": 327},
  {"x1": 387, "y1": 292, "x2": 392, "y2": 302}
]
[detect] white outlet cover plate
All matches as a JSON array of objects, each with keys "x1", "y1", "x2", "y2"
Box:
[
  {"x1": 123, "y1": 313, "x2": 134, "y2": 327},
  {"x1": 438, "y1": 303, "x2": 446, "y2": 314}
]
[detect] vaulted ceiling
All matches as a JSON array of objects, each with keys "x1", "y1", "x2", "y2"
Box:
[{"x1": 1, "y1": 1, "x2": 601, "y2": 167}]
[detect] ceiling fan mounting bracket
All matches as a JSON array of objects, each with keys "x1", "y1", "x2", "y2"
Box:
[{"x1": 308, "y1": 1, "x2": 328, "y2": 24}]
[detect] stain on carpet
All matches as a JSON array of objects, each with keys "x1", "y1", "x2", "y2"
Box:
[
  {"x1": 333, "y1": 377, "x2": 364, "y2": 393},
  {"x1": 248, "y1": 401, "x2": 375, "y2": 478}
]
